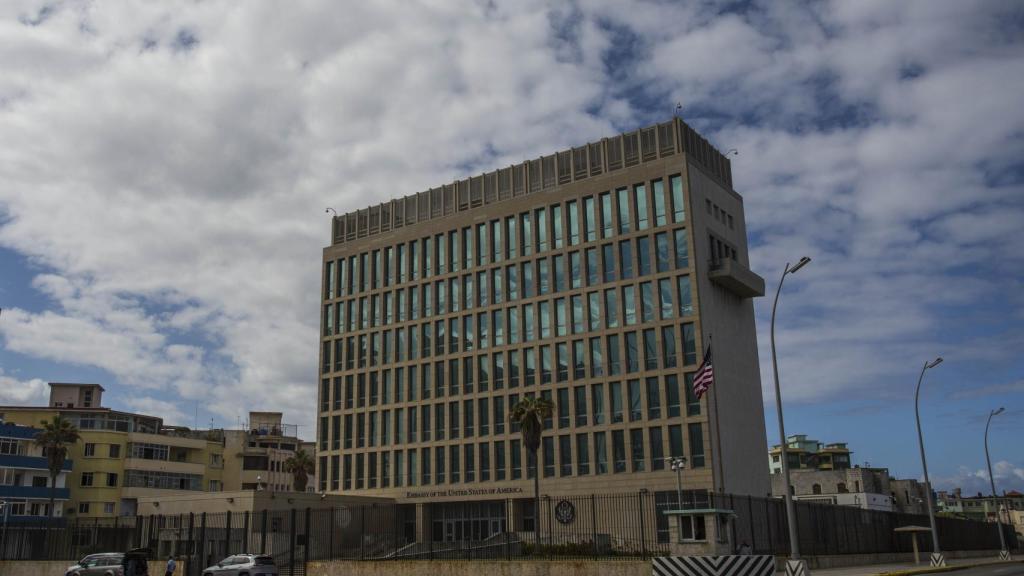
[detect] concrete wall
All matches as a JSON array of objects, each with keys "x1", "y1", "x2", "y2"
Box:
[
  {"x1": 686, "y1": 160, "x2": 770, "y2": 498},
  {"x1": 307, "y1": 560, "x2": 649, "y2": 576},
  {"x1": 0, "y1": 560, "x2": 171, "y2": 576}
]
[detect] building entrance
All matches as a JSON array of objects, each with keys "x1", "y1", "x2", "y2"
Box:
[{"x1": 429, "y1": 501, "x2": 506, "y2": 542}]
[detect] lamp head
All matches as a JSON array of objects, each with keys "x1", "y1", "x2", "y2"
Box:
[
  {"x1": 993, "y1": 407, "x2": 1005, "y2": 416},
  {"x1": 788, "y1": 256, "x2": 812, "y2": 274},
  {"x1": 926, "y1": 357, "x2": 943, "y2": 369}
]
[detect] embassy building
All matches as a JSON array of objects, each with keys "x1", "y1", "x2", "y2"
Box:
[{"x1": 317, "y1": 118, "x2": 770, "y2": 542}]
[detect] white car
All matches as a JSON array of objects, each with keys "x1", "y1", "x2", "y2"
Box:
[{"x1": 202, "y1": 554, "x2": 277, "y2": 576}]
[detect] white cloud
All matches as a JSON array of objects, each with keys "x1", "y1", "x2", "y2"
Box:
[
  {"x1": 0, "y1": 370, "x2": 48, "y2": 406},
  {"x1": 932, "y1": 460, "x2": 1024, "y2": 495},
  {"x1": 0, "y1": 0, "x2": 1022, "y2": 438},
  {"x1": 122, "y1": 396, "x2": 188, "y2": 427}
]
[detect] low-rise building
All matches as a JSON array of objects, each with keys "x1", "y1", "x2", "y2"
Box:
[
  {"x1": 0, "y1": 383, "x2": 313, "y2": 518},
  {"x1": 768, "y1": 434, "x2": 852, "y2": 474},
  {"x1": 771, "y1": 466, "x2": 928, "y2": 514},
  {"x1": 937, "y1": 488, "x2": 1024, "y2": 522},
  {"x1": 0, "y1": 421, "x2": 73, "y2": 520}
]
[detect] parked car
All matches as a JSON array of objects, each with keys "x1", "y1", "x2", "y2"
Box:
[
  {"x1": 121, "y1": 548, "x2": 151, "y2": 576},
  {"x1": 203, "y1": 554, "x2": 278, "y2": 576},
  {"x1": 65, "y1": 553, "x2": 125, "y2": 576}
]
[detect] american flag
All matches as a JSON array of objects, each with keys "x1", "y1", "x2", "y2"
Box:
[{"x1": 693, "y1": 344, "x2": 714, "y2": 399}]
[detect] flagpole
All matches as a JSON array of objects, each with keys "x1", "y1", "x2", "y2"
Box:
[{"x1": 708, "y1": 333, "x2": 726, "y2": 494}]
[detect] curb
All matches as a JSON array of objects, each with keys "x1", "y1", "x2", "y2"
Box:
[{"x1": 876, "y1": 559, "x2": 1023, "y2": 576}]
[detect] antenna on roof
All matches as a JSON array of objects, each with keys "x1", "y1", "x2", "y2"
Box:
[
  {"x1": 674, "y1": 103, "x2": 682, "y2": 118},
  {"x1": 325, "y1": 207, "x2": 337, "y2": 217},
  {"x1": 725, "y1": 149, "x2": 738, "y2": 157}
]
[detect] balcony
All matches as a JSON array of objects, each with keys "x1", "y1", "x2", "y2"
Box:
[
  {"x1": 0, "y1": 454, "x2": 73, "y2": 471},
  {"x1": 708, "y1": 259, "x2": 765, "y2": 298},
  {"x1": 0, "y1": 485, "x2": 71, "y2": 500},
  {"x1": 124, "y1": 457, "x2": 205, "y2": 476},
  {"x1": 127, "y1": 431, "x2": 206, "y2": 449}
]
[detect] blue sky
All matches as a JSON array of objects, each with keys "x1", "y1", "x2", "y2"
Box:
[{"x1": 0, "y1": 0, "x2": 1022, "y2": 494}]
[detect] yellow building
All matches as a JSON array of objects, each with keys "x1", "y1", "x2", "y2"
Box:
[
  {"x1": 1, "y1": 384, "x2": 315, "y2": 519},
  {"x1": 0, "y1": 383, "x2": 226, "y2": 518}
]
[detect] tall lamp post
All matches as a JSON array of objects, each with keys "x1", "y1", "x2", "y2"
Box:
[
  {"x1": 770, "y1": 256, "x2": 811, "y2": 575},
  {"x1": 914, "y1": 357, "x2": 944, "y2": 566},
  {"x1": 984, "y1": 407, "x2": 1010, "y2": 560}
]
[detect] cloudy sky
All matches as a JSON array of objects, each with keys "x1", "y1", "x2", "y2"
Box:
[{"x1": 1, "y1": 0, "x2": 1022, "y2": 494}]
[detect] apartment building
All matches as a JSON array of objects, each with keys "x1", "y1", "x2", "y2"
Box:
[
  {"x1": 768, "y1": 434, "x2": 853, "y2": 474},
  {"x1": 0, "y1": 384, "x2": 312, "y2": 518},
  {"x1": 0, "y1": 421, "x2": 73, "y2": 520},
  {"x1": 317, "y1": 118, "x2": 771, "y2": 541}
]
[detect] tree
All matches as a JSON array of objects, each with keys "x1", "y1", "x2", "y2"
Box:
[
  {"x1": 510, "y1": 395, "x2": 554, "y2": 550},
  {"x1": 34, "y1": 415, "x2": 80, "y2": 519},
  {"x1": 283, "y1": 448, "x2": 315, "y2": 492}
]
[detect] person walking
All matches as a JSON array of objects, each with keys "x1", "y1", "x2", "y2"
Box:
[{"x1": 165, "y1": 556, "x2": 176, "y2": 576}]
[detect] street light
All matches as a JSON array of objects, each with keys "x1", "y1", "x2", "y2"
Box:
[
  {"x1": 914, "y1": 357, "x2": 944, "y2": 566},
  {"x1": 985, "y1": 407, "x2": 1009, "y2": 559},
  {"x1": 670, "y1": 457, "x2": 688, "y2": 509},
  {"x1": 769, "y1": 256, "x2": 811, "y2": 568}
]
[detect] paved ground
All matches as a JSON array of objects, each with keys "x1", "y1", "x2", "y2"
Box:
[{"x1": 803, "y1": 558, "x2": 1022, "y2": 576}]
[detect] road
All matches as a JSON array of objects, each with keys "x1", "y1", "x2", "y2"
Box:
[{"x1": 953, "y1": 563, "x2": 1024, "y2": 576}]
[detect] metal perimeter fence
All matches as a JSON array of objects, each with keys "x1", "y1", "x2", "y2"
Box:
[{"x1": 0, "y1": 490, "x2": 1016, "y2": 575}]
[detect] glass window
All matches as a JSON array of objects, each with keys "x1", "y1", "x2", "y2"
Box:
[
  {"x1": 571, "y1": 295, "x2": 584, "y2": 334},
  {"x1": 689, "y1": 423, "x2": 705, "y2": 468},
  {"x1": 674, "y1": 229, "x2": 689, "y2": 269},
  {"x1": 610, "y1": 381, "x2": 623, "y2": 423},
  {"x1": 555, "y1": 298, "x2": 567, "y2": 337},
  {"x1": 600, "y1": 192, "x2": 614, "y2": 238},
  {"x1": 574, "y1": 386, "x2": 587, "y2": 426},
  {"x1": 573, "y1": 340, "x2": 585, "y2": 379},
  {"x1": 617, "y1": 187, "x2": 631, "y2": 233},
  {"x1": 589, "y1": 337, "x2": 603, "y2": 377},
  {"x1": 576, "y1": 434, "x2": 590, "y2": 475},
  {"x1": 624, "y1": 286, "x2": 637, "y2": 325},
  {"x1": 509, "y1": 308, "x2": 520, "y2": 345},
  {"x1": 479, "y1": 442, "x2": 490, "y2": 481},
  {"x1": 685, "y1": 373, "x2": 701, "y2": 416},
  {"x1": 628, "y1": 379, "x2": 642, "y2": 421},
  {"x1": 650, "y1": 427, "x2": 665, "y2": 471},
  {"x1": 669, "y1": 425, "x2": 684, "y2": 458},
  {"x1": 437, "y1": 234, "x2": 446, "y2": 275},
  {"x1": 612, "y1": 430, "x2": 626, "y2": 473},
  {"x1": 677, "y1": 275, "x2": 693, "y2": 316},
  {"x1": 592, "y1": 383, "x2": 605, "y2": 425},
  {"x1": 553, "y1": 255, "x2": 565, "y2": 292},
  {"x1": 538, "y1": 258, "x2": 550, "y2": 295},
  {"x1": 491, "y1": 220, "x2": 502, "y2": 263},
  {"x1": 558, "y1": 388, "x2": 570, "y2": 428},
  {"x1": 630, "y1": 428, "x2": 645, "y2": 472},
  {"x1": 507, "y1": 265, "x2": 519, "y2": 301},
  {"x1": 492, "y1": 268, "x2": 503, "y2": 305},
  {"x1": 522, "y1": 261, "x2": 534, "y2": 298},
  {"x1": 605, "y1": 289, "x2": 619, "y2": 328},
  {"x1": 588, "y1": 291, "x2": 601, "y2": 330},
  {"x1": 666, "y1": 374, "x2": 681, "y2": 418},
  {"x1": 506, "y1": 216, "x2": 517, "y2": 259},
  {"x1": 450, "y1": 230, "x2": 459, "y2": 273},
  {"x1": 559, "y1": 435, "x2": 572, "y2": 476},
  {"x1": 662, "y1": 326, "x2": 677, "y2": 369},
  {"x1": 659, "y1": 278, "x2": 674, "y2": 319},
  {"x1": 543, "y1": 436, "x2": 555, "y2": 477},
  {"x1": 595, "y1": 431, "x2": 608, "y2": 474},
  {"x1": 557, "y1": 342, "x2": 569, "y2": 381},
  {"x1": 495, "y1": 440, "x2": 506, "y2": 480},
  {"x1": 465, "y1": 442, "x2": 475, "y2": 482},
  {"x1": 521, "y1": 211, "x2": 533, "y2": 256},
  {"x1": 584, "y1": 196, "x2": 597, "y2": 242},
  {"x1": 552, "y1": 204, "x2": 564, "y2": 249},
  {"x1": 570, "y1": 252, "x2": 582, "y2": 289},
  {"x1": 682, "y1": 323, "x2": 697, "y2": 365},
  {"x1": 619, "y1": 240, "x2": 633, "y2": 279},
  {"x1": 435, "y1": 446, "x2": 445, "y2": 484},
  {"x1": 536, "y1": 207, "x2": 548, "y2": 252},
  {"x1": 511, "y1": 439, "x2": 522, "y2": 480},
  {"x1": 653, "y1": 179, "x2": 667, "y2": 226},
  {"x1": 567, "y1": 200, "x2": 580, "y2": 245},
  {"x1": 643, "y1": 328, "x2": 658, "y2": 370},
  {"x1": 640, "y1": 282, "x2": 654, "y2": 323},
  {"x1": 463, "y1": 228, "x2": 473, "y2": 270},
  {"x1": 410, "y1": 241, "x2": 419, "y2": 281},
  {"x1": 586, "y1": 248, "x2": 599, "y2": 285},
  {"x1": 646, "y1": 377, "x2": 661, "y2": 419},
  {"x1": 424, "y1": 237, "x2": 433, "y2": 277},
  {"x1": 523, "y1": 304, "x2": 535, "y2": 341},
  {"x1": 671, "y1": 175, "x2": 685, "y2": 223},
  {"x1": 450, "y1": 445, "x2": 461, "y2": 483},
  {"x1": 637, "y1": 237, "x2": 651, "y2": 276},
  {"x1": 478, "y1": 271, "x2": 488, "y2": 307},
  {"x1": 602, "y1": 244, "x2": 615, "y2": 282},
  {"x1": 656, "y1": 232, "x2": 670, "y2": 273},
  {"x1": 541, "y1": 345, "x2": 552, "y2": 384},
  {"x1": 634, "y1": 184, "x2": 649, "y2": 230}
]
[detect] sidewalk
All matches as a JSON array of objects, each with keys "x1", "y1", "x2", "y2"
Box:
[{"x1": 802, "y1": 556, "x2": 1019, "y2": 576}]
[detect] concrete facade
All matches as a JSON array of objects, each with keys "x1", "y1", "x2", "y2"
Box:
[
  {"x1": 768, "y1": 434, "x2": 852, "y2": 474},
  {"x1": 0, "y1": 421, "x2": 73, "y2": 519},
  {"x1": 317, "y1": 119, "x2": 771, "y2": 544}
]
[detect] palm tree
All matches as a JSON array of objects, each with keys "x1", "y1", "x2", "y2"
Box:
[
  {"x1": 510, "y1": 396, "x2": 553, "y2": 550},
  {"x1": 283, "y1": 448, "x2": 315, "y2": 492},
  {"x1": 34, "y1": 415, "x2": 80, "y2": 519}
]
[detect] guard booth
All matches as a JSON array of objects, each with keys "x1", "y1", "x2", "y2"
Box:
[
  {"x1": 663, "y1": 507, "x2": 737, "y2": 556},
  {"x1": 894, "y1": 525, "x2": 932, "y2": 565}
]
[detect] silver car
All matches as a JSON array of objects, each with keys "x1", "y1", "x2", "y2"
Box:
[
  {"x1": 65, "y1": 553, "x2": 125, "y2": 576},
  {"x1": 203, "y1": 554, "x2": 277, "y2": 576}
]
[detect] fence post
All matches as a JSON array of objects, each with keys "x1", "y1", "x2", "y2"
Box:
[
  {"x1": 225, "y1": 510, "x2": 232, "y2": 559},
  {"x1": 638, "y1": 491, "x2": 647, "y2": 558},
  {"x1": 242, "y1": 511, "x2": 249, "y2": 557},
  {"x1": 260, "y1": 509, "x2": 268, "y2": 555},
  {"x1": 198, "y1": 513, "x2": 207, "y2": 572},
  {"x1": 304, "y1": 507, "x2": 312, "y2": 567},
  {"x1": 329, "y1": 507, "x2": 336, "y2": 560},
  {"x1": 591, "y1": 494, "x2": 598, "y2": 558},
  {"x1": 186, "y1": 513, "x2": 194, "y2": 576},
  {"x1": 359, "y1": 506, "x2": 365, "y2": 560},
  {"x1": 289, "y1": 508, "x2": 297, "y2": 576}
]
